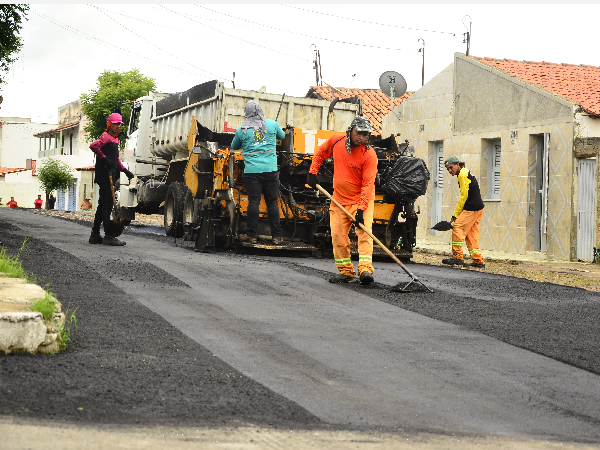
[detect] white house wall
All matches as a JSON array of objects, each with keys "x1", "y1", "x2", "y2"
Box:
[
  {"x1": 382, "y1": 53, "x2": 577, "y2": 260},
  {"x1": 0, "y1": 120, "x2": 56, "y2": 168}
]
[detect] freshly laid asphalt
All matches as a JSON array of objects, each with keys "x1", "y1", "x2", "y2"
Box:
[{"x1": 1, "y1": 208, "x2": 599, "y2": 444}]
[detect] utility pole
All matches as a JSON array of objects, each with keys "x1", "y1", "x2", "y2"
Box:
[
  {"x1": 463, "y1": 15, "x2": 472, "y2": 56},
  {"x1": 418, "y1": 38, "x2": 425, "y2": 86}
]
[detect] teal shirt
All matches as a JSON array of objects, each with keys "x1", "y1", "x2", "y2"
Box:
[{"x1": 231, "y1": 119, "x2": 285, "y2": 174}]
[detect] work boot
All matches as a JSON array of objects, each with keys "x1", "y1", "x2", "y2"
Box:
[
  {"x1": 359, "y1": 270, "x2": 374, "y2": 285},
  {"x1": 329, "y1": 274, "x2": 354, "y2": 283},
  {"x1": 103, "y1": 235, "x2": 126, "y2": 246},
  {"x1": 89, "y1": 232, "x2": 103, "y2": 244},
  {"x1": 272, "y1": 236, "x2": 284, "y2": 245},
  {"x1": 442, "y1": 257, "x2": 464, "y2": 266},
  {"x1": 238, "y1": 233, "x2": 257, "y2": 244},
  {"x1": 467, "y1": 262, "x2": 485, "y2": 269}
]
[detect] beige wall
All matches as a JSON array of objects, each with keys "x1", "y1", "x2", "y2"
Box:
[{"x1": 382, "y1": 53, "x2": 578, "y2": 260}]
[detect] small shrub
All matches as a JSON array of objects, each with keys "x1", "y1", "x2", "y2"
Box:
[{"x1": 59, "y1": 308, "x2": 78, "y2": 351}]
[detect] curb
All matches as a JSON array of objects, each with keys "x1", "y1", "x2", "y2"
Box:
[{"x1": 0, "y1": 276, "x2": 64, "y2": 354}]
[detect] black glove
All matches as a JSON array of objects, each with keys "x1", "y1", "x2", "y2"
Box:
[
  {"x1": 354, "y1": 209, "x2": 364, "y2": 227},
  {"x1": 123, "y1": 169, "x2": 134, "y2": 180},
  {"x1": 306, "y1": 173, "x2": 318, "y2": 189},
  {"x1": 103, "y1": 158, "x2": 115, "y2": 172}
]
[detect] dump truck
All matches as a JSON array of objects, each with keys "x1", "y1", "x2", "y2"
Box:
[{"x1": 118, "y1": 80, "x2": 429, "y2": 259}]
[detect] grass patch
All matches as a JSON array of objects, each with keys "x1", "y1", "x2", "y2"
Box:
[
  {"x1": 30, "y1": 290, "x2": 58, "y2": 321},
  {"x1": 0, "y1": 238, "x2": 33, "y2": 281},
  {"x1": 59, "y1": 308, "x2": 78, "y2": 351}
]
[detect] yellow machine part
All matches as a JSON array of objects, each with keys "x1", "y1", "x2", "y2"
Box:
[{"x1": 185, "y1": 117, "x2": 396, "y2": 223}]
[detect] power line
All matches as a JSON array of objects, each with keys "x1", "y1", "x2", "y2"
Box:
[
  {"x1": 88, "y1": 4, "x2": 231, "y2": 82},
  {"x1": 31, "y1": 10, "x2": 207, "y2": 79},
  {"x1": 92, "y1": 5, "x2": 308, "y2": 63},
  {"x1": 281, "y1": 5, "x2": 456, "y2": 36},
  {"x1": 195, "y1": 5, "x2": 413, "y2": 52},
  {"x1": 158, "y1": 5, "x2": 312, "y2": 62}
]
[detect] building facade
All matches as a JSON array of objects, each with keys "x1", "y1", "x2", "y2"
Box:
[{"x1": 382, "y1": 53, "x2": 599, "y2": 261}]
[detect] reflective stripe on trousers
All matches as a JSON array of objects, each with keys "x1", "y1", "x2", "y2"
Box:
[
  {"x1": 451, "y1": 209, "x2": 484, "y2": 264},
  {"x1": 329, "y1": 200, "x2": 375, "y2": 277}
]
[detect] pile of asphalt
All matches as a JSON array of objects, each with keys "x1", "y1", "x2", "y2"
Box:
[{"x1": 0, "y1": 221, "x2": 321, "y2": 429}]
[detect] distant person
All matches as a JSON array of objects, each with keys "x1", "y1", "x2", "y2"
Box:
[
  {"x1": 231, "y1": 100, "x2": 285, "y2": 245},
  {"x1": 34, "y1": 195, "x2": 43, "y2": 209},
  {"x1": 6, "y1": 197, "x2": 17, "y2": 208},
  {"x1": 48, "y1": 194, "x2": 56, "y2": 209},
  {"x1": 442, "y1": 156, "x2": 485, "y2": 269},
  {"x1": 80, "y1": 196, "x2": 92, "y2": 211},
  {"x1": 89, "y1": 112, "x2": 134, "y2": 246}
]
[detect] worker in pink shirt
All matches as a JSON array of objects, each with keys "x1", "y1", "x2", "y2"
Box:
[{"x1": 88, "y1": 112, "x2": 134, "y2": 246}]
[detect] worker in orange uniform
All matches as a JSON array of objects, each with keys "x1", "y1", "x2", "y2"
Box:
[
  {"x1": 307, "y1": 116, "x2": 378, "y2": 285},
  {"x1": 443, "y1": 156, "x2": 485, "y2": 268}
]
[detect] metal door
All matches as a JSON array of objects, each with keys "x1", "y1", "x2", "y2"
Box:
[
  {"x1": 431, "y1": 142, "x2": 444, "y2": 234},
  {"x1": 57, "y1": 189, "x2": 65, "y2": 210},
  {"x1": 68, "y1": 181, "x2": 77, "y2": 211},
  {"x1": 534, "y1": 134, "x2": 550, "y2": 252},
  {"x1": 577, "y1": 159, "x2": 596, "y2": 261}
]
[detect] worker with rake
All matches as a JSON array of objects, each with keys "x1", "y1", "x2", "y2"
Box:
[
  {"x1": 88, "y1": 112, "x2": 134, "y2": 246},
  {"x1": 307, "y1": 116, "x2": 378, "y2": 285}
]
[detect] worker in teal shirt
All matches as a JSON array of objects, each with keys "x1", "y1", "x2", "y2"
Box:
[{"x1": 231, "y1": 100, "x2": 286, "y2": 245}]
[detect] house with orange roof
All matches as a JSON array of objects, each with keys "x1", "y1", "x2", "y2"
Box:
[
  {"x1": 0, "y1": 118, "x2": 56, "y2": 207},
  {"x1": 306, "y1": 86, "x2": 413, "y2": 138},
  {"x1": 382, "y1": 52, "x2": 600, "y2": 261},
  {"x1": 33, "y1": 99, "x2": 96, "y2": 211}
]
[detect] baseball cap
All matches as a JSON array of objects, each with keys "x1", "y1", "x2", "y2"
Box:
[
  {"x1": 351, "y1": 116, "x2": 371, "y2": 133},
  {"x1": 444, "y1": 156, "x2": 460, "y2": 164},
  {"x1": 107, "y1": 112, "x2": 123, "y2": 124}
]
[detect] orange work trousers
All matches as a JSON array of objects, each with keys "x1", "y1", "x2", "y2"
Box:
[
  {"x1": 452, "y1": 209, "x2": 484, "y2": 264},
  {"x1": 329, "y1": 200, "x2": 375, "y2": 277}
]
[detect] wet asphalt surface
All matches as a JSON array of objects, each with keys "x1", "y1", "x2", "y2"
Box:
[{"x1": 1, "y1": 209, "x2": 600, "y2": 443}]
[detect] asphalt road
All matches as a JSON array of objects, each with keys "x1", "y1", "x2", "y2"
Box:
[{"x1": 1, "y1": 208, "x2": 600, "y2": 445}]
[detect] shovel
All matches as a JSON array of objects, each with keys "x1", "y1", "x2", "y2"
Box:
[
  {"x1": 316, "y1": 184, "x2": 433, "y2": 293},
  {"x1": 104, "y1": 175, "x2": 127, "y2": 238}
]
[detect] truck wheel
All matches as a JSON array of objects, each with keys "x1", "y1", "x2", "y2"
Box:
[
  {"x1": 164, "y1": 182, "x2": 187, "y2": 237},
  {"x1": 183, "y1": 189, "x2": 196, "y2": 224}
]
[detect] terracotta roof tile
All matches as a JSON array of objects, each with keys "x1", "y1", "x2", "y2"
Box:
[
  {"x1": 306, "y1": 86, "x2": 413, "y2": 136},
  {"x1": 0, "y1": 167, "x2": 27, "y2": 175},
  {"x1": 470, "y1": 56, "x2": 600, "y2": 116}
]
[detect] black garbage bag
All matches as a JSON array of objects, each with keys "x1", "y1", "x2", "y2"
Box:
[{"x1": 382, "y1": 157, "x2": 430, "y2": 203}]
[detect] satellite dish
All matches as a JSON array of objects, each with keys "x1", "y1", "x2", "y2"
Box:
[{"x1": 378, "y1": 71, "x2": 407, "y2": 98}]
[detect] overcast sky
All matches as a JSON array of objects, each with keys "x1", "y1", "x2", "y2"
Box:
[{"x1": 1, "y1": 3, "x2": 598, "y2": 124}]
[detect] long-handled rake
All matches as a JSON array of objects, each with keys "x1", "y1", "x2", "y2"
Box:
[{"x1": 316, "y1": 184, "x2": 433, "y2": 293}]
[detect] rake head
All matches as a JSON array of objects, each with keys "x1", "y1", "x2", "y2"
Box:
[{"x1": 392, "y1": 277, "x2": 434, "y2": 293}]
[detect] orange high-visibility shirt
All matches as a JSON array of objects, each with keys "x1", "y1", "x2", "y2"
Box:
[{"x1": 309, "y1": 134, "x2": 378, "y2": 210}]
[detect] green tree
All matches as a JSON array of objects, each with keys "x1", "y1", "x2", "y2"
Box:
[
  {"x1": 0, "y1": 4, "x2": 29, "y2": 88},
  {"x1": 80, "y1": 69, "x2": 156, "y2": 149},
  {"x1": 37, "y1": 158, "x2": 74, "y2": 209}
]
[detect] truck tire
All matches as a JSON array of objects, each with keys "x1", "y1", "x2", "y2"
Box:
[
  {"x1": 183, "y1": 189, "x2": 196, "y2": 225},
  {"x1": 164, "y1": 182, "x2": 187, "y2": 237}
]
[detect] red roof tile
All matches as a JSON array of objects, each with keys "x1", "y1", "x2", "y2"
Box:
[
  {"x1": 470, "y1": 56, "x2": 600, "y2": 116},
  {"x1": 75, "y1": 166, "x2": 95, "y2": 171},
  {"x1": 306, "y1": 86, "x2": 413, "y2": 136},
  {"x1": 0, "y1": 167, "x2": 27, "y2": 176}
]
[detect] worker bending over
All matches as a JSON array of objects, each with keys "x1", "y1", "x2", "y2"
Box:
[
  {"x1": 307, "y1": 116, "x2": 378, "y2": 285},
  {"x1": 443, "y1": 156, "x2": 485, "y2": 268}
]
